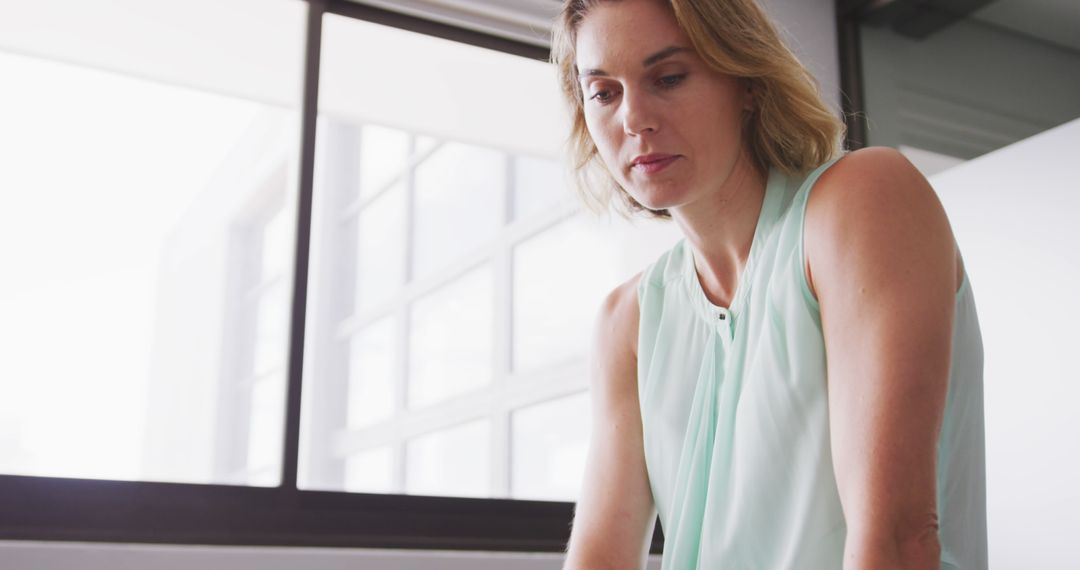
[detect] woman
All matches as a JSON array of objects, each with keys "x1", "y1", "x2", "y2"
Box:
[{"x1": 552, "y1": 0, "x2": 986, "y2": 568}]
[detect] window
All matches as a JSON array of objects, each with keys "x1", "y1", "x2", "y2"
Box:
[
  {"x1": 299, "y1": 14, "x2": 670, "y2": 502},
  {"x1": 0, "y1": 0, "x2": 677, "y2": 552},
  {"x1": 0, "y1": 0, "x2": 305, "y2": 485},
  {"x1": 218, "y1": 186, "x2": 297, "y2": 486},
  {"x1": 511, "y1": 392, "x2": 591, "y2": 502}
]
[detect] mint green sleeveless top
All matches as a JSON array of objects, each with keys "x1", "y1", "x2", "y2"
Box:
[{"x1": 636, "y1": 159, "x2": 987, "y2": 569}]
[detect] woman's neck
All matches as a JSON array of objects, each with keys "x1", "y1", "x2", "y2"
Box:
[{"x1": 671, "y1": 154, "x2": 767, "y2": 308}]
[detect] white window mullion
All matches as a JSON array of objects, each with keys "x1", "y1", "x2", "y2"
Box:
[{"x1": 394, "y1": 134, "x2": 420, "y2": 494}]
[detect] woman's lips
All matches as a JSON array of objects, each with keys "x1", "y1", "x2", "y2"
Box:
[{"x1": 631, "y1": 154, "x2": 680, "y2": 175}]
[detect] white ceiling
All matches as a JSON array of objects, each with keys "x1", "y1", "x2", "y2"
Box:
[{"x1": 971, "y1": 0, "x2": 1080, "y2": 53}]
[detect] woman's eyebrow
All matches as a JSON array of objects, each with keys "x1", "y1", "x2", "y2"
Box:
[
  {"x1": 642, "y1": 46, "x2": 690, "y2": 67},
  {"x1": 579, "y1": 45, "x2": 692, "y2": 79}
]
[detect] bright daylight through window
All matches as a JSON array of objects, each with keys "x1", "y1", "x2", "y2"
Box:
[
  {"x1": 0, "y1": 0, "x2": 681, "y2": 505},
  {"x1": 299, "y1": 13, "x2": 680, "y2": 501},
  {"x1": 0, "y1": 0, "x2": 305, "y2": 486}
]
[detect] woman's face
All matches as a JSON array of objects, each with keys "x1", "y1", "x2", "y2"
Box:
[{"x1": 575, "y1": 0, "x2": 752, "y2": 212}]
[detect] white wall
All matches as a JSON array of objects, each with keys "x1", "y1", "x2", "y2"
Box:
[{"x1": 932, "y1": 117, "x2": 1080, "y2": 569}]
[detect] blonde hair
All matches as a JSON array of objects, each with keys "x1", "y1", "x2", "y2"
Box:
[{"x1": 551, "y1": 0, "x2": 845, "y2": 218}]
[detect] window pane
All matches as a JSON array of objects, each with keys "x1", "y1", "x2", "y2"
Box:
[
  {"x1": 347, "y1": 316, "x2": 397, "y2": 429},
  {"x1": 0, "y1": 0, "x2": 304, "y2": 484},
  {"x1": 261, "y1": 206, "x2": 294, "y2": 280},
  {"x1": 345, "y1": 445, "x2": 396, "y2": 494},
  {"x1": 408, "y1": 266, "x2": 494, "y2": 409},
  {"x1": 416, "y1": 135, "x2": 439, "y2": 155},
  {"x1": 355, "y1": 182, "x2": 407, "y2": 316},
  {"x1": 253, "y1": 279, "x2": 291, "y2": 378},
  {"x1": 406, "y1": 421, "x2": 491, "y2": 498},
  {"x1": 358, "y1": 125, "x2": 411, "y2": 201},
  {"x1": 511, "y1": 392, "x2": 590, "y2": 502},
  {"x1": 513, "y1": 215, "x2": 625, "y2": 372},
  {"x1": 301, "y1": 12, "x2": 574, "y2": 495},
  {"x1": 247, "y1": 372, "x2": 287, "y2": 482},
  {"x1": 513, "y1": 155, "x2": 569, "y2": 221},
  {"x1": 413, "y1": 142, "x2": 505, "y2": 280}
]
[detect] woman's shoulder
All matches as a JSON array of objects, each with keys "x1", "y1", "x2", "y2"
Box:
[
  {"x1": 804, "y1": 146, "x2": 945, "y2": 236},
  {"x1": 803, "y1": 146, "x2": 958, "y2": 298},
  {"x1": 810, "y1": 146, "x2": 930, "y2": 205},
  {"x1": 596, "y1": 271, "x2": 643, "y2": 359}
]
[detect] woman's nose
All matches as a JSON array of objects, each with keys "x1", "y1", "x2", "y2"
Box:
[{"x1": 621, "y1": 90, "x2": 658, "y2": 136}]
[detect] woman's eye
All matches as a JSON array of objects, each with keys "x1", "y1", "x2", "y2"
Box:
[
  {"x1": 589, "y1": 89, "x2": 616, "y2": 104},
  {"x1": 657, "y1": 73, "x2": 687, "y2": 89}
]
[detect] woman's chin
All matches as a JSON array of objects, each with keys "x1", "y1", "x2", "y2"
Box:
[
  {"x1": 626, "y1": 182, "x2": 692, "y2": 213},
  {"x1": 640, "y1": 201, "x2": 673, "y2": 213},
  {"x1": 631, "y1": 193, "x2": 683, "y2": 213}
]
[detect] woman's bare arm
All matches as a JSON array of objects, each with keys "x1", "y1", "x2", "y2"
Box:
[
  {"x1": 563, "y1": 273, "x2": 658, "y2": 570},
  {"x1": 806, "y1": 147, "x2": 958, "y2": 569}
]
